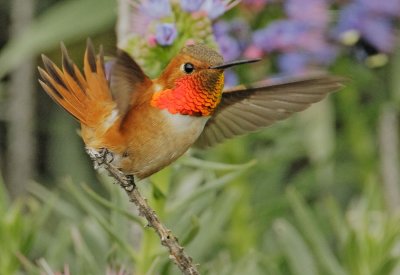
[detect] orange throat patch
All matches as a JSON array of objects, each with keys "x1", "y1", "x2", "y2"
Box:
[{"x1": 151, "y1": 74, "x2": 224, "y2": 116}]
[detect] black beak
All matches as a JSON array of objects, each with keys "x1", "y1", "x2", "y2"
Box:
[{"x1": 209, "y1": 58, "x2": 261, "y2": 70}]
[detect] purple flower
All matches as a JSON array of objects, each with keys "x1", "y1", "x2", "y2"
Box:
[
  {"x1": 216, "y1": 35, "x2": 241, "y2": 61},
  {"x1": 277, "y1": 46, "x2": 337, "y2": 74},
  {"x1": 213, "y1": 21, "x2": 230, "y2": 38},
  {"x1": 252, "y1": 8, "x2": 337, "y2": 74},
  {"x1": 130, "y1": 12, "x2": 153, "y2": 36},
  {"x1": 285, "y1": 0, "x2": 329, "y2": 27},
  {"x1": 335, "y1": 3, "x2": 395, "y2": 52},
  {"x1": 180, "y1": 0, "x2": 205, "y2": 12},
  {"x1": 296, "y1": 30, "x2": 329, "y2": 53},
  {"x1": 155, "y1": 23, "x2": 178, "y2": 46},
  {"x1": 311, "y1": 44, "x2": 338, "y2": 65},
  {"x1": 213, "y1": 18, "x2": 253, "y2": 62},
  {"x1": 253, "y1": 20, "x2": 309, "y2": 52},
  {"x1": 361, "y1": 17, "x2": 395, "y2": 53},
  {"x1": 334, "y1": 3, "x2": 364, "y2": 32},
  {"x1": 356, "y1": 0, "x2": 400, "y2": 17},
  {"x1": 140, "y1": 0, "x2": 172, "y2": 19},
  {"x1": 202, "y1": 0, "x2": 228, "y2": 20},
  {"x1": 278, "y1": 52, "x2": 309, "y2": 74},
  {"x1": 224, "y1": 70, "x2": 239, "y2": 88},
  {"x1": 230, "y1": 19, "x2": 251, "y2": 44}
]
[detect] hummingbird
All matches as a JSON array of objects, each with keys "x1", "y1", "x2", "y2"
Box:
[{"x1": 38, "y1": 40, "x2": 344, "y2": 183}]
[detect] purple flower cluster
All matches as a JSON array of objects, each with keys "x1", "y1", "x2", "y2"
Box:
[
  {"x1": 180, "y1": 0, "x2": 205, "y2": 12},
  {"x1": 129, "y1": 0, "x2": 239, "y2": 47},
  {"x1": 213, "y1": 20, "x2": 250, "y2": 60},
  {"x1": 252, "y1": 0, "x2": 336, "y2": 74},
  {"x1": 335, "y1": 0, "x2": 400, "y2": 53},
  {"x1": 155, "y1": 23, "x2": 178, "y2": 46},
  {"x1": 181, "y1": 0, "x2": 240, "y2": 20},
  {"x1": 202, "y1": 0, "x2": 231, "y2": 20},
  {"x1": 245, "y1": 0, "x2": 400, "y2": 72},
  {"x1": 129, "y1": 0, "x2": 174, "y2": 44},
  {"x1": 132, "y1": 0, "x2": 177, "y2": 46},
  {"x1": 140, "y1": 0, "x2": 172, "y2": 19}
]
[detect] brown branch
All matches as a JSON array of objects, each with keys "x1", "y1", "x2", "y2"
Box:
[{"x1": 88, "y1": 149, "x2": 200, "y2": 275}]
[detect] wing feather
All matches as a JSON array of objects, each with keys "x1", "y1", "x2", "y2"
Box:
[
  {"x1": 195, "y1": 74, "x2": 345, "y2": 148},
  {"x1": 110, "y1": 50, "x2": 153, "y2": 117}
]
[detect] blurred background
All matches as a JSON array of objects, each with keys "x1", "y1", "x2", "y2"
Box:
[{"x1": 0, "y1": 0, "x2": 400, "y2": 274}]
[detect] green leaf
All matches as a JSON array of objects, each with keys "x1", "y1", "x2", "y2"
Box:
[
  {"x1": 273, "y1": 218, "x2": 318, "y2": 275},
  {"x1": 181, "y1": 216, "x2": 200, "y2": 246},
  {"x1": 69, "y1": 226, "x2": 101, "y2": 274},
  {"x1": 286, "y1": 188, "x2": 347, "y2": 275},
  {"x1": 63, "y1": 181, "x2": 139, "y2": 261},
  {"x1": 168, "y1": 162, "x2": 255, "y2": 213},
  {"x1": 187, "y1": 190, "x2": 240, "y2": 261},
  {"x1": 81, "y1": 183, "x2": 144, "y2": 226},
  {"x1": 28, "y1": 181, "x2": 80, "y2": 219},
  {"x1": 182, "y1": 156, "x2": 257, "y2": 171},
  {"x1": 152, "y1": 183, "x2": 166, "y2": 201}
]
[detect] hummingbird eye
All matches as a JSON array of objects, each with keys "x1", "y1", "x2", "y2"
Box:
[{"x1": 182, "y1": 63, "x2": 195, "y2": 74}]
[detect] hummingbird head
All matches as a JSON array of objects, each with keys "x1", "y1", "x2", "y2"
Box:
[
  {"x1": 152, "y1": 44, "x2": 259, "y2": 116},
  {"x1": 159, "y1": 44, "x2": 225, "y2": 89}
]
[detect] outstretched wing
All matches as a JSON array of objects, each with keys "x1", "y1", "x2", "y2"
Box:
[{"x1": 194, "y1": 74, "x2": 345, "y2": 148}]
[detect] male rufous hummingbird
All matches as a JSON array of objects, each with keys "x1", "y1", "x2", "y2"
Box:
[{"x1": 38, "y1": 41, "x2": 344, "y2": 184}]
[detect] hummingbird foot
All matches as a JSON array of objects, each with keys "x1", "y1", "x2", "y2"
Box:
[
  {"x1": 86, "y1": 147, "x2": 115, "y2": 170},
  {"x1": 86, "y1": 147, "x2": 136, "y2": 191},
  {"x1": 120, "y1": 174, "x2": 135, "y2": 191}
]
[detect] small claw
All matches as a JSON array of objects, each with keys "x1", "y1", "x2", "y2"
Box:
[
  {"x1": 111, "y1": 169, "x2": 136, "y2": 191},
  {"x1": 97, "y1": 148, "x2": 114, "y2": 164},
  {"x1": 86, "y1": 147, "x2": 115, "y2": 169},
  {"x1": 104, "y1": 151, "x2": 114, "y2": 164},
  {"x1": 124, "y1": 184, "x2": 135, "y2": 192},
  {"x1": 86, "y1": 147, "x2": 136, "y2": 191},
  {"x1": 121, "y1": 174, "x2": 135, "y2": 191}
]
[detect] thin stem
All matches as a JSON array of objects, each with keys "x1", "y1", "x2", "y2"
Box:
[{"x1": 90, "y1": 150, "x2": 200, "y2": 275}]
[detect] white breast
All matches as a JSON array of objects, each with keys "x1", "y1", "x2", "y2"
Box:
[{"x1": 160, "y1": 109, "x2": 209, "y2": 134}]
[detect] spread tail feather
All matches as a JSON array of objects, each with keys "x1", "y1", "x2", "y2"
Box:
[{"x1": 38, "y1": 40, "x2": 113, "y2": 128}]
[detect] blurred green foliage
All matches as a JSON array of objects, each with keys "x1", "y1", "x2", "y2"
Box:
[{"x1": 1, "y1": 0, "x2": 400, "y2": 274}]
